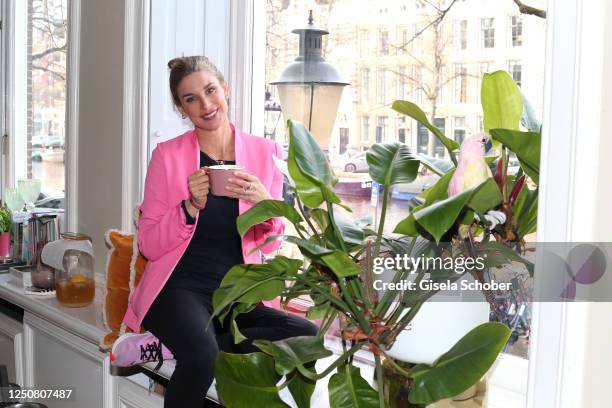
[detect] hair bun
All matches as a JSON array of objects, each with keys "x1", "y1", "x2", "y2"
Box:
[{"x1": 167, "y1": 57, "x2": 182, "y2": 70}]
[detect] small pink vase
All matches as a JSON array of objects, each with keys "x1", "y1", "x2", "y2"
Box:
[{"x1": 0, "y1": 232, "x2": 10, "y2": 258}]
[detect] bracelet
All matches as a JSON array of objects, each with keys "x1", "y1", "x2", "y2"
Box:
[{"x1": 189, "y1": 197, "x2": 206, "y2": 210}]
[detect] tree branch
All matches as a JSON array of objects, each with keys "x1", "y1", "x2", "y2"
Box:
[
  {"x1": 31, "y1": 45, "x2": 66, "y2": 61},
  {"x1": 512, "y1": 0, "x2": 546, "y2": 18}
]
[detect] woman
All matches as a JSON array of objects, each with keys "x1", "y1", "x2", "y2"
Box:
[{"x1": 120, "y1": 56, "x2": 317, "y2": 407}]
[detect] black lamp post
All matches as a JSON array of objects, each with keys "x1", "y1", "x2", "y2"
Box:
[{"x1": 270, "y1": 10, "x2": 349, "y2": 151}]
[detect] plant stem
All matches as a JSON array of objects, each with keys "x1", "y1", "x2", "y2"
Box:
[
  {"x1": 326, "y1": 201, "x2": 347, "y2": 253},
  {"x1": 294, "y1": 193, "x2": 323, "y2": 244},
  {"x1": 372, "y1": 185, "x2": 389, "y2": 261},
  {"x1": 337, "y1": 279, "x2": 371, "y2": 334},
  {"x1": 375, "y1": 354, "x2": 385, "y2": 408},
  {"x1": 380, "y1": 350, "x2": 412, "y2": 378},
  {"x1": 314, "y1": 343, "x2": 362, "y2": 380},
  {"x1": 374, "y1": 237, "x2": 417, "y2": 316}
]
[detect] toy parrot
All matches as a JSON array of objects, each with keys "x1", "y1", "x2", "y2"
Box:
[
  {"x1": 448, "y1": 133, "x2": 493, "y2": 196},
  {"x1": 448, "y1": 133, "x2": 505, "y2": 232}
]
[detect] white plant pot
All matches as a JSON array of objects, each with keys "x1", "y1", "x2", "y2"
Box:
[{"x1": 384, "y1": 291, "x2": 490, "y2": 365}]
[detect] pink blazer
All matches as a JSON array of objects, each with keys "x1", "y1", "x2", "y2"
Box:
[{"x1": 123, "y1": 125, "x2": 285, "y2": 331}]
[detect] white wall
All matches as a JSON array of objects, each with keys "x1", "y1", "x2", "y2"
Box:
[{"x1": 76, "y1": 0, "x2": 125, "y2": 274}]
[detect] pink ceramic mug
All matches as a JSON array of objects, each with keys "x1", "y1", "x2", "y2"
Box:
[{"x1": 208, "y1": 164, "x2": 244, "y2": 197}]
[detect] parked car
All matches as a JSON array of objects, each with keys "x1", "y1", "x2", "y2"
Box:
[
  {"x1": 339, "y1": 152, "x2": 369, "y2": 173},
  {"x1": 35, "y1": 190, "x2": 65, "y2": 209}
]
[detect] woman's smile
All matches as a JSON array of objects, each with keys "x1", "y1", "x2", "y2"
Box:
[{"x1": 202, "y1": 109, "x2": 218, "y2": 120}]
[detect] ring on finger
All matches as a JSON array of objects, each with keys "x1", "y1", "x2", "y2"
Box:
[{"x1": 243, "y1": 182, "x2": 253, "y2": 195}]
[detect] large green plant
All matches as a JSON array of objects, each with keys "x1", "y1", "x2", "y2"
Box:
[{"x1": 213, "y1": 70, "x2": 538, "y2": 407}]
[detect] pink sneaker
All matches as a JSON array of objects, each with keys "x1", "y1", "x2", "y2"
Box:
[{"x1": 110, "y1": 332, "x2": 174, "y2": 372}]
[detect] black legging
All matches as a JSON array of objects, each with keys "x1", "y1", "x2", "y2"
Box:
[{"x1": 142, "y1": 286, "x2": 318, "y2": 408}]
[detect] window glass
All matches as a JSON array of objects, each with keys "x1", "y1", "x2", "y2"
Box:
[
  {"x1": 264, "y1": 0, "x2": 547, "y2": 359},
  {"x1": 26, "y1": 0, "x2": 68, "y2": 205}
]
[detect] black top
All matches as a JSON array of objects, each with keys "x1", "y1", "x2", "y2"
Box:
[{"x1": 164, "y1": 151, "x2": 244, "y2": 296}]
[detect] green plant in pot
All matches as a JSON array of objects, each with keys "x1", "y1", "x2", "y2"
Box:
[
  {"x1": 0, "y1": 205, "x2": 12, "y2": 258},
  {"x1": 212, "y1": 70, "x2": 539, "y2": 408}
]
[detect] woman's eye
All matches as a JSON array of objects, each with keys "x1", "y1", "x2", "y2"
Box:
[
  {"x1": 206, "y1": 87, "x2": 216, "y2": 95},
  {"x1": 185, "y1": 96, "x2": 195, "y2": 103}
]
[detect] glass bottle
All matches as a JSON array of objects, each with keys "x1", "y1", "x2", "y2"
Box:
[{"x1": 55, "y1": 233, "x2": 95, "y2": 307}]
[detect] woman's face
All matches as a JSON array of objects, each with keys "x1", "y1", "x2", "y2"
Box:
[{"x1": 176, "y1": 70, "x2": 229, "y2": 132}]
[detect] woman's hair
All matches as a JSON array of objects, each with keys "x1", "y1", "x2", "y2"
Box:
[{"x1": 167, "y1": 56, "x2": 225, "y2": 107}]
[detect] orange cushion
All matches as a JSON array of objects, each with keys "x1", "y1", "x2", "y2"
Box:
[{"x1": 101, "y1": 230, "x2": 147, "y2": 349}]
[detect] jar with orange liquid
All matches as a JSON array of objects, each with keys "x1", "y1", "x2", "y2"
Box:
[{"x1": 54, "y1": 233, "x2": 95, "y2": 307}]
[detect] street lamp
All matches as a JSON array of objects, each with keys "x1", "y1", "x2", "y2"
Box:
[
  {"x1": 270, "y1": 10, "x2": 349, "y2": 151},
  {"x1": 263, "y1": 89, "x2": 282, "y2": 140}
]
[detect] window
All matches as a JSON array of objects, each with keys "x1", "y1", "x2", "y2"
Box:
[
  {"x1": 398, "y1": 27, "x2": 409, "y2": 55},
  {"x1": 377, "y1": 68, "x2": 387, "y2": 105},
  {"x1": 412, "y1": 23, "x2": 423, "y2": 51},
  {"x1": 455, "y1": 20, "x2": 467, "y2": 50},
  {"x1": 361, "y1": 116, "x2": 370, "y2": 142},
  {"x1": 16, "y1": 0, "x2": 69, "y2": 203},
  {"x1": 454, "y1": 64, "x2": 468, "y2": 103},
  {"x1": 454, "y1": 116, "x2": 466, "y2": 145},
  {"x1": 379, "y1": 29, "x2": 390, "y2": 56},
  {"x1": 417, "y1": 118, "x2": 445, "y2": 157},
  {"x1": 437, "y1": 65, "x2": 446, "y2": 105},
  {"x1": 481, "y1": 18, "x2": 495, "y2": 48},
  {"x1": 508, "y1": 60, "x2": 522, "y2": 87},
  {"x1": 376, "y1": 116, "x2": 388, "y2": 142},
  {"x1": 397, "y1": 117, "x2": 406, "y2": 143},
  {"x1": 510, "y1": 15, "x2": 523, "y2": 46},
  {"x1": 361, "y1": 68, "x2": 370, "y2": 103},
  {"x1": 360, "y1": 30, "x2": 370, "y2": 57}
]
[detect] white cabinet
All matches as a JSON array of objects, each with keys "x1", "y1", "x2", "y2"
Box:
[
  {"x1": 0, "y1": 312, "x2": 24, "y2": 386},
  {"x1": 22, "y1": 312, "x2": 115, "y2": 408},
  {"x1": 116, "y1": 375, "x2": 164, "y2": 408}
]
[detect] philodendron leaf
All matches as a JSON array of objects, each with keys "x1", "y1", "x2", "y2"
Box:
[
  {"x1": 254, "y1": 336, "x2": 331, "y2": 376},
  {"x1": 521, "y1": 91, "x2": 542, "y2": 132},
  {"x1": 413, "y1": 189, "x2": 473, "y2": 243},
  {"x1": 321, "y1": 250, "x2": 362, "y2": 277},
  {"x1": 328, "y1": 365, "x2": 380, "y2": 408},
  {"x1": 474, "y1": 241, "x2": 535, "y2": 276},
  {"x1": 237, "y1": 199, "x2": 302, "y2": 237},
  {"x1": 215, "y1": 352, "x2": 289, "y2": 408},
  {"x1": 413, "y1": 178, "x2": 501, "y2": 242},
  {"x1": 421, "y1": 170, "x2": 455, "y2": 206},
  {"x1": 392, "y1": 101, "x2": 460, "y2": 157},
  {"x1": 417, "y1": 154, "x2": 455, "y2": 177},
  {"x1": 408, "y1": 322, "x2": 511, "y2": 405},
  {"x1": 212, "y1": 256, "x2": 302, "y2": 321},
  {"x1": 481, "y1": 71, "x2": 523, "y2": 135},
  {"x1": 489, "y1": 128, "x2": 541, "y2": 183},
  {"x1": 288, "y1": 368, "x2": 317, "y2": 408},
  {"x1": 287, "y1": 120, "x2": 341, "y2": 207},
  {"x1": 366, "y1": 142, "x2": 420, "y2": 186},
  {"x1": 466, "y1": 178, "x2": 503, "y2": 214}
]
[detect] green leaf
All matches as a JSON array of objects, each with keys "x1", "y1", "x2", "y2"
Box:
[
  {"x1": 466, "y1": 178, "x2": 503, "y2": 213},
  {"x1": 413, "y1": 189, "x2": 473, "y2": 243},
  {"x1": 254, "y1": 336, "x2": 331, "y2": 376},
  {"x1": 393, "y1": 205, "x2": 423, "y2": 236},
  {"x1": 306, "y1": 302, "x2": 331, "y2": 319},
  {"x1": 288, "y1": 369, "x2": 317, "y2": 408},
  {"x1": 215, "y1": 352, "x2": 289, "y2": 408},
  {"x1": 366, "y1": 142, "x2": 420, "y2": 186},
  {"x1": 237, "y1": 199, "x2": 302, "y2": 237},
  {"x1": 489, "y1": 129, "x2": 540, "y2": 183},
  {"x1": 521, "y1": 91, "x2": 541, "y2": 132},
  {"x1": 392, "y1": 101, "x2": 460, "y2": 156},
  {"x1": 421, "y1": 170, "x2": 455, "y2": 206},
  {"x1": 417, "y1": 154, "x2": 455, "y2": 177},
  {"x1": 474, "y1": 241, "x2": 535, "y2": 276},
  {"x1": 230, "y1": 303, "x2": 256, "y2": 344},
  {"x1": 329, "y1": 365, "x2": 380, "y2": 408},
  {"x1": 512, "y1": 186, "x2": 538, "y2": 238},
  {"x1": 321, "y1": 250, "x2": 362, "y2": 277},
  {"x1": 408, "y1": 322, "x2": 511, "y2": 405},
  {"x1": 212, "y1": 256, "x2": 302, "y2": 321},
  {"x1": 310, "y1": 208, "x2": 330, "y2": 231},
  {"x1": 481, "y1": 71, "x2": 523, "y2": 134},
  {"x1": 287, "y1": 120, "x2": 341, "y2": 207}
]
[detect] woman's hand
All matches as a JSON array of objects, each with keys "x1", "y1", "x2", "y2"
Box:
[
  {"x1": 186, "y1": 166, "x2": 210, "y2": 216},
  {"x1": 226, "y1": 171, "x2": 272, "y2": 204}
]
